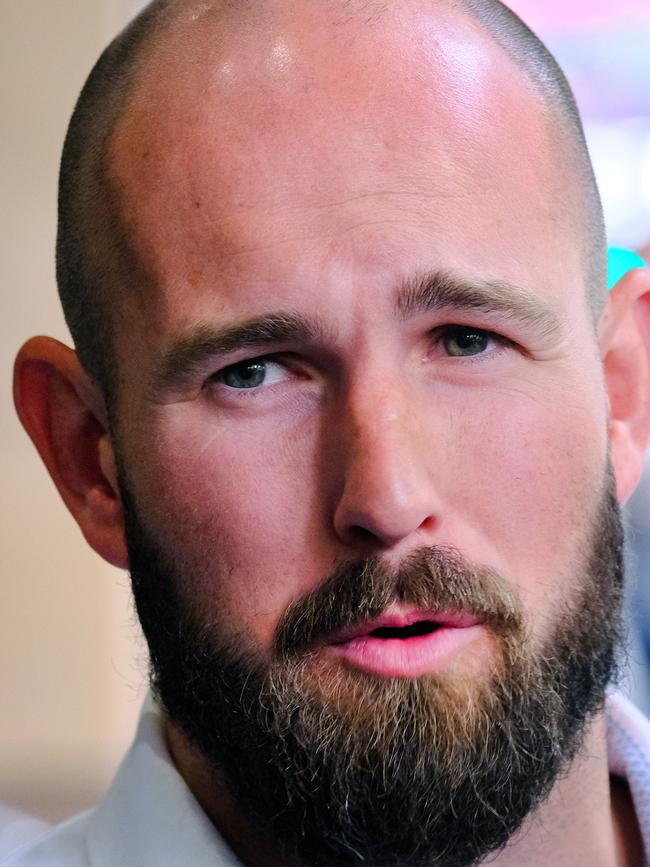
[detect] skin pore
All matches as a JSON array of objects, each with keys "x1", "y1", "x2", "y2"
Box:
[{"x1": 12, "y1": 0, "x2": 650, "y2": 865}]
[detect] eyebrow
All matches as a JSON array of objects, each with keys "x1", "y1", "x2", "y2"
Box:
[
  {"x1": 154, "y1": 312, "x2": 329, "y2": 392},
  {"x1": 395, "y1": 270, "x2": 563, "y2": 339},
  {"x1": 154, "y1": 271, "x2": 563, "y2": 394}
]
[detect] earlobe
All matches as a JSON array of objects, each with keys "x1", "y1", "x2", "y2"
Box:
[
  {"x1": 13, "y1": 336, "x2": 129, "y2": 569},
  {"x1": 599, "y1": 267, "x2": 650, "y2": 503}
]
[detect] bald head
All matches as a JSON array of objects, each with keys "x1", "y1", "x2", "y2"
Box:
[{"x1": 56, "y1": 0, "x2": 605, "y2": 404}]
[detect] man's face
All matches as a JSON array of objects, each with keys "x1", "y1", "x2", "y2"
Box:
[
  {"x1": 111, "y1": 3, "x2": 609, "y2": 657},
  {"x1": 105, "y1": 3, "x2": 619, "y2": 864}
]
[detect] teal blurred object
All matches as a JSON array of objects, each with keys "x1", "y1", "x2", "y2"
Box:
[{"x1": 608, "y1": 247, "x2": 647, "y2": 289}]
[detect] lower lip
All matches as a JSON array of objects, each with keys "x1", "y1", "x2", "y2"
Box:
[{"x1": 325, "y1": 626, "x2": 485, "y2": 678}]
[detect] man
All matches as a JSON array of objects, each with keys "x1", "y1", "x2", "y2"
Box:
[{"x1": 6, "y1": 0, "x2": 650, "y2": 864}]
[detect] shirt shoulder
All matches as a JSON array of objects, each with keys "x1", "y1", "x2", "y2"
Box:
[
  {"x1": 607, "y1": 690, "x2": 650, "y2": 864},
  {"x1": 0, "y1": 810, "x2": 94, "y2": 867},
  {"x1": 0, "y1": 805, "x2": 50, "y2": 856}
]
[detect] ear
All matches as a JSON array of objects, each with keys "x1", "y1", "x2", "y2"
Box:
[
  {"x1": 13, "y1": 336, "x2": 128, "y2": 568},
  {"x1": 599, "y1": 267, "x2": 650, "y2": 503}
]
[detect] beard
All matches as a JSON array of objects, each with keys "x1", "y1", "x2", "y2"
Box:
[{"x1": 119, "y1": 466, "x2": 625, "y2": 867}]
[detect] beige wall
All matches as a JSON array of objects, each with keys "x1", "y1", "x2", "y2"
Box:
[{"x1": 1, "y1": 1, "x2": 145, "y2": 823}]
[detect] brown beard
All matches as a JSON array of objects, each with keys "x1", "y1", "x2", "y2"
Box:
[{"x1": 121, "y1": 464, "x2": 624, "y2": 867}]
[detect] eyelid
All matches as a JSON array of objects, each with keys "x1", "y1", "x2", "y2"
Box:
[
  {"x1": 211, "y1": 353, "x2": 286, "y2": 378},
  {"x1": 215, "y1": 355, "x2": 268, "y2": 378},
  {"x1": 206, "y1": 353, "x2": 303, "y2": 396},
  {"x1": 428, "y1": 324, "x2": 517, "y2": 365},
  {"x1": 432, "y1": 323, "x2": 512, "y2": 344}
]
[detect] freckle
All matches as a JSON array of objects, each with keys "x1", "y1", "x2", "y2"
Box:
[
  {"x1": 188, "y1": 268, "x2": 202, "y2": 289},
  {"x1": 141, "y1": 150, "x2": 151, "y2": 159}
]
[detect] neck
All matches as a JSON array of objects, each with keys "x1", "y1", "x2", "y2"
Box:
[
  {"x1": 165, "y1": 721, "x2": 299, "y2": 867},
  {"x1": 164, "y1": 711, "x2": 643, "y2": 867},
  {"x1": 483, "y1": 714, "x2": 643, "y2": 867}
]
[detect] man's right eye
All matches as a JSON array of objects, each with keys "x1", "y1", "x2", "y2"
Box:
[
  {"x1": 442, "y1": 326, "x2": 492, "y2": 357},
  {"x1": 218, "y1": 360, "x2": 267, "y2": 389},
  {"x1": 211, "y1": 357, "x2": 292, "y2": 390}
]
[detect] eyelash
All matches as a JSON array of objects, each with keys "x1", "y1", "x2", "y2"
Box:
[
  {"x1": 432, "y1": 325, "x2": 512, "y2": 360},
  {"x1": 206, "y1": 325, "x2": 512, "y2": 394}
]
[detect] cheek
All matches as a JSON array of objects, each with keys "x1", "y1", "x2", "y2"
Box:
[
  {"x1": 129, "y1": 403, "x2": 330, "y2": 650},
  {"x1": 440, "y1": 375, "x2": 608, "y2": 617}
]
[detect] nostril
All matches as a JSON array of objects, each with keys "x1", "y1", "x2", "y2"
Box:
[{"x1": 346, "y1": 524, "x2": 380, "y2": 545}]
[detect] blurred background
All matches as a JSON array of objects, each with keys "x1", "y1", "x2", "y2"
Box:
[{"x1": 1, "y1": 0, "x2": 650, "y2": 824}]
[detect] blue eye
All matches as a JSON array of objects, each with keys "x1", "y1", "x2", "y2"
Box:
[
  {"x1": 214, "y1": 357, "x2": 293, "y2": 391},
  {"x1": 218, "y1": 360, "x2": 268, "y2": 389},
  {"x1": 442, "y1": 327, "x2": 491, "y2": 357}
]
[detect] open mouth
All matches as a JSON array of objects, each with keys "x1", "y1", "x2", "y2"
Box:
[
  {"x1": 324, "y1": 608, "x2": 484, "y2": 678},
  {"x1": 366, "y1": 620, "x2": 441, "y2": 639},
  {"x1": 328, "y1": 608, "x2": 479, "y2": 645}
]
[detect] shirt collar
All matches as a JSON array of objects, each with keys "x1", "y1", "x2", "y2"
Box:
[
  {"x1": 85, "y1": 696, "x2": 244, "y2": 867},
  {"x1": 85, "y1": 691, "x2": 650, "y2": 867}
]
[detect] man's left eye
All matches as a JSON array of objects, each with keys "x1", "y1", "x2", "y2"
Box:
[
  {"x1": 441, "y1": 327, "x2": 500, "y2": 357},
  {"x1": 215, "y1": 358, "x2": 289, "y2": 390}
]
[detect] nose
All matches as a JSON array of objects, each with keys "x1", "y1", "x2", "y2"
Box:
[{"x1": 331, "y1": 382, "x2": 442, "y2": 551}]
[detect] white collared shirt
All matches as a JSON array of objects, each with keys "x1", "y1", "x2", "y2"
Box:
[{"x1": 3, "y1": 692, "x2": 649, "y2": 866}]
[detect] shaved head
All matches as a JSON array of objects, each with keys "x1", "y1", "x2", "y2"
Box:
[{"x1": 57, "y1": 0, "x2": 605, "y2": 406}]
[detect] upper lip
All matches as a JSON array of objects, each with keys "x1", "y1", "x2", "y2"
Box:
[{"x1": 326, "y1": 606, "x2": 482, "y2": 645}]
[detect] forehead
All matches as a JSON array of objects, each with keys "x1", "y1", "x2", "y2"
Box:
[{"x1": 108, "y1": 0, "x2": 584, "y2": 344}]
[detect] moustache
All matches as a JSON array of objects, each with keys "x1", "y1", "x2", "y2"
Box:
[{"x1": 275, "y1": 546, "x2": 525, "y2": 659}]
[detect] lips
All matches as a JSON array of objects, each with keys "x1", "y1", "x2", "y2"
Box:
[
  {"x1": 326, "y1": 607, "x2": 482, "y2": 645},
  {"x1": 322, "y1": 606, "x2": 486, "y2": 678}
]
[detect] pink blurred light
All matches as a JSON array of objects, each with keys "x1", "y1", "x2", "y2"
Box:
[{"x1": 506, "y1": 0, "x2": 650, "y2": 31}]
